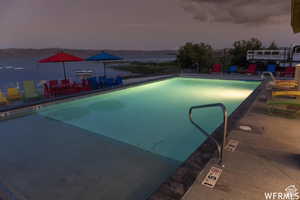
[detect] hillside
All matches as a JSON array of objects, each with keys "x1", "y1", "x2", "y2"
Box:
[{"x1": 0, "y1": 48, "x2": 177, "y2": 59}]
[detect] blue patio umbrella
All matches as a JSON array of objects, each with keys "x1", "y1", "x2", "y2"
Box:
[{"x1": 86, "y1": 52, "x2": 123, "y2": 77}]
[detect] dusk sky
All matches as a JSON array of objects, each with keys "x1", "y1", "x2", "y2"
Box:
[{"x1": 0, "y1": 0, "x2": 298, "y2": 50}]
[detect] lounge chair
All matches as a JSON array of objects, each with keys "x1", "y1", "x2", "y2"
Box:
[
  {"x1": 87, "y1": 77, "x2": 99, "y2": 90},
  {"x1": 267, "y1": 64, "x2": 277, "y2": 74},
  {"x1": 211, "y1": 64, "x2": 222, "y2": 73},
  {"x1": 241, "y1": 64, "x2": 256, "y2": 75},
  {"x1": 228, "y1": 65, "x2": 238, "y2": 73},
  {"x1": 61, "y1": 79, "x2": 71, "y2": 88},
  {"x1": 7, "y1": 87, "x2": 22, "y2": 101},
  {"x1": 98, "y1": 76, "x2": 105, "y2": 87},
  {"x1": 61, "y1": 80, "x2": 82, "y2": 95},
  {"x1": 0, "y1": 90, "x2": 8, "y2": 105},
  {"x1": 47, "y1": 80, "x2": 62, "y2": 96},
  {"x1": 43, "y1": 80, "x2": 65, "y2": 97},
  {"x1": 104, "y1": 77, "x2": 114, "y2": 87},
  {"x1": 267, "y1": 98, "x2": 300, "y2": 115},
  {"x1": 275, "y1": 80, "x2": 298, "y2": 84},
  {"x1": 49, "y1": 80, "x2": 59, "y2": 88},
  {"x1": 272, "y1": 91, "x2": 300, "y2": 98},
  {"x1": 280, "y1": 67, "x2": 295, "y2": 77},
  {"x1": 43, "y1": 83, "x2": 52, "y2": 98},
  {"x1": 80, "y1": 79, "x2": 92, "y2": 91},
  {"x1": 23, "y1": 80, "x2": 40, "y2": 100},
  {"x1": 275, "y1": 80, "x2": 298, "y2": 86},
  {"x1": 114, "y1": 76, "x2": 123, "y2": 86},
  {"x1": 273, "y1": 80, "x2": 298, "y2": 90}
]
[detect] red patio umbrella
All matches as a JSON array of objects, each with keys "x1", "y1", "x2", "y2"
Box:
[{"x1": 38, "y1": 52, "x2": 84, "y2": 80}]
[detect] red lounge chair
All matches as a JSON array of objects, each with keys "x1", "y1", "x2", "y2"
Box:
[
  {"x1": 61, "y1": 80, "x2": 83, "y2": 94},
  {"x1": 80, "y1": 79, "x2": 91, "y2": 92},
  {"x1": 43, "y1": 83, "x2": 52, "y2": 97},
  {"x1": 49, "y1": 80, "x2": 59, "y2": 88},
  {"x1": 61, "y1": 79, "x2": 71, "y2": 88},
  {"x1": 48, "y1": 80, "x2": 64, "y2": 96},
  {"x1": 60, "y1": 79, "x2": 77, "y2": 95},
  {"x1": 211, "y1": 64, "x2": 222, "y2": 73},
  {"x1": 71, "y1": 82, "x2": 82, "y2": 93},
  {"x1": 43, "y1": 82, "x2": 60, "y2": 97},
  {"x1": 280, "y1": 67, "x2": 295, "y2": 77},
  {"x1": 245, "y1": 64, "x2": 257, "y2": 74},
  {"x1": 45, "y1": 80, "x2": 79, "y2": 97}
]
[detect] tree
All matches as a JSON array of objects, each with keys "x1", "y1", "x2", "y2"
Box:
[
  {"x1": 229, "y1": 38, "x2": 263, "y2": 66},
  {"x1": 267, "y1": 41, "x2": 279, "y2": 50},
  {"x1": 177, "y1": 42, "x2": 214, "y2": 72}
]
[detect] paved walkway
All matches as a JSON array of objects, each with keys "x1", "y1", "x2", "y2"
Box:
[{"x1": 182, "y1": 94, "x2": 300, "y2": 200}]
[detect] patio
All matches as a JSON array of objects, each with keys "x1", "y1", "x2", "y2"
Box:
[{"x1": 182, "y1": 87, "x2": 300, "y2": 200}]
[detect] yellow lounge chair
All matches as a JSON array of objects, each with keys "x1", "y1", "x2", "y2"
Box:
[
  {"x1": 0, "y1": 90, "x2": 8, "y2": 105},
  {"x1": 7, "y1": 87, "x2": 22, "y2": 101},
  {"x1": 275, "y1": 80, "x2": 298, "y2": 84},
  {"x1": 273, "y1": 80, "x2": 298, "y2": 89},
  {"x1": 273, "y1": 84, "x2": 298, "y2": 90},
  {"x1": 23, "y1": 80, "x2": 40, "y2": 100},
  {"x1": 272, "y1": 91, "x2": 300, "y2": 98}
]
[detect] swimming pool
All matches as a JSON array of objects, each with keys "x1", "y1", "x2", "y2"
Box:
[{"x1": 0, "y1": 77, "x2": 260, "y2": 200}]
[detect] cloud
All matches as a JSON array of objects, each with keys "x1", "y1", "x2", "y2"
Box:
[
  {"x1": 0, "y1": 1, "x2": 16, "y2": 18},
  {"x1": 181, "y1": 0, "x2": 290, "y2": 25}
]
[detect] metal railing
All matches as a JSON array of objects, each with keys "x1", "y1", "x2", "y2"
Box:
[
  {"x1": 261, "y1": 71, "x2": 276, "y2": 82},
  {"x1": 189, "y1": 103, "x2": 228, "y2": 167}
]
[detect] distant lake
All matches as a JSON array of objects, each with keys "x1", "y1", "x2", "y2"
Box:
[{"x1": 0, "y1": 54, "x2": 176, "y2": 89}]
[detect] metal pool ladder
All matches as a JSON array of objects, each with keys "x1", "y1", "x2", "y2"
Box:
[{"x1": 189, "y1": 103, "x2": 228, "y2": 167}]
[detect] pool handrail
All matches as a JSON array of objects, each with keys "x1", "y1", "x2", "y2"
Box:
[
  {"x1": 261, "y1": 71, "x2": 276, "y2": 82},
  {"x1": 189, "y1": 103, "x2": 228, "y2": 167}
]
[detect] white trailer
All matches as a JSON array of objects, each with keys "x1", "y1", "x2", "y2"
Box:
[{"x1": 247, "y1": 45, "x2": 300, "y2": 67}]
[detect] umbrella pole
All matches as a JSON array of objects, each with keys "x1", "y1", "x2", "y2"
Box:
[{"x1": 62, "y1": 62, "x2": 67, "y2": 80}]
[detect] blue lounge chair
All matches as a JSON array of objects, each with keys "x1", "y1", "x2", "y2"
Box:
[
  {"x1": 228, "y1": 65, "x2": 238, "y2": 73},
  {"x1": 87, "y1": 77, "x2": 99, "y2": 90},
  {"x1": 104, "y1": 77, "x2": 114, "y2": 87},
  {"x1": 114, "y1": 76, "x2": 123, "y2": 86},
  {"x1": 98, "y1": 76, "x2": 105, "y2": 88},
  {"x1": 267, "y1": 64, "x2": 277, "y2": 74}
]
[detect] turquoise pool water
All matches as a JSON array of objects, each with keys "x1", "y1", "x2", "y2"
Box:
[{"x1": 39, "y1": 78, "x2": 260, "y2": 162}]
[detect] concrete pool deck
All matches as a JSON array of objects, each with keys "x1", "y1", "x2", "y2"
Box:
[{"x1": 182, "y1": 89, "x2": 300, "y2": 200}]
